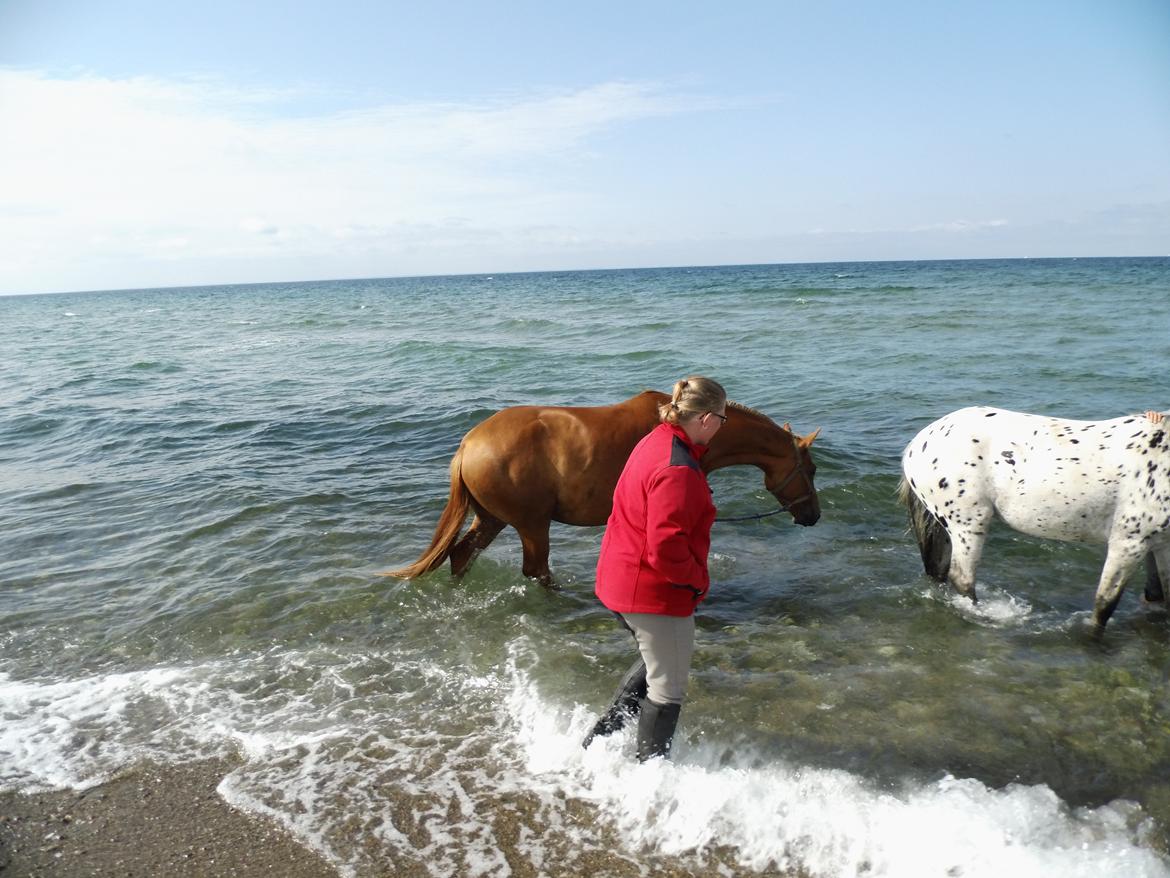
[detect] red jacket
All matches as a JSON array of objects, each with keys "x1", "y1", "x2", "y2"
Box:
[{"x1": 595, "y1": 423, "x2": 716, "y2": 616}]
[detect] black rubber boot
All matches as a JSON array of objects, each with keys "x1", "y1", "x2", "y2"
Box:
[
  {"x1": 582, "y1": 658, "x2": 647, "y2": 748},
  {"x1": 636, "y1": 697, "x2": 681, "y2": 761}
]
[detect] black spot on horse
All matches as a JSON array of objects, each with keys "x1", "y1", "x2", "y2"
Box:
[{"x1": 938, "y1": 477, "x2": 949, "y2": 489}]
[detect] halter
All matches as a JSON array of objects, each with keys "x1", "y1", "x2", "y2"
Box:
[
  {"x1": 714, "y1": 433, "x2": 815, "y2": 523},
  {"x1": 769, "y1": 433, "x2": 817, "y2": 511}
]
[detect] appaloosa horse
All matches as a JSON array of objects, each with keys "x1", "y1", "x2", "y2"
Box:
[
  {"x1": 388, "y1": 390, "x2": 821, "y2": 586},
  {"x1": 900, "y1": 407, "x2": 1170, "y2": 629}
]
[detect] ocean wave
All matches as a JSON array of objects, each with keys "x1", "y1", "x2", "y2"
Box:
[
  {"x1": 4, "y1": 642, "x2": 1167, "y2": 878},
  {"x1": 508, "y1": 654, "x2": 1169, "y2": 878}
]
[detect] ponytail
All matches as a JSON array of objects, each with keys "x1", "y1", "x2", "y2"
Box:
[{"x1": 658, "y1": 375, "x2": 727, "y2": 424}]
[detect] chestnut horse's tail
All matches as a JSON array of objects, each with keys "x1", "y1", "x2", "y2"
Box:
[
  {"x1": 898, "y1": 476, "x2": 952, "y2": 582},
  {"x1": 384, "y1": 447, "x2": 470, "y2": 580}
]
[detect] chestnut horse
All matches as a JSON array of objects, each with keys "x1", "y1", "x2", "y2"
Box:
[{"x1": 387, "y1": 390, "x2": 821, "y2": 586}]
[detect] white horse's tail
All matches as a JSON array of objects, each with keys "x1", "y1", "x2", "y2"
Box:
[{"x1": 898, "y1": 476, "x2": 952, "y2": 582}]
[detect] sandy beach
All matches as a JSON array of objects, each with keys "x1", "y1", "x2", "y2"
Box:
[
  {"x1": 0, "y1": 760, "x2": 336, "y2": 878},
  {"x1": 0, "y1": 758, "x2": 804, "y2": 878}
]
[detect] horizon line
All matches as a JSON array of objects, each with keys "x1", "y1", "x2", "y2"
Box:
[{"x1": 3, "y1": 253, "x2": 1167, "y2": 299}]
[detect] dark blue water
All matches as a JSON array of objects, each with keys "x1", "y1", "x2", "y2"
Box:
[{"x1": 2, "y1": 258, "x2": 1169, "y2": 877}]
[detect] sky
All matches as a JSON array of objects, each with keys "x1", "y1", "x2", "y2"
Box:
[{"x1": 1, "y1": 1, "x2": 1168, "y2": 295}]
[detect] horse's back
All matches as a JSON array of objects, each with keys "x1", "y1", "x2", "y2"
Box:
[
  {"x1": 462, "y1": 394, "x2": 658, "y2": 469},
  {"x1": 458, "y1": 393, "x2": 662, "y2": 526},
  {"x1": 902, "y1": 405, "x2": 1002, "y2": 481}
]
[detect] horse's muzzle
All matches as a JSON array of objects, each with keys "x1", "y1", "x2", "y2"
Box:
[
  {"x1": 794, "y1": 507, "x2": 821, "y2": 526},
  {"x1": 788, "y1": 497, "x2": 821, "y2": 527},
  {"x1": 771, "y1": 487, "x2": 821, "y2": 527}
]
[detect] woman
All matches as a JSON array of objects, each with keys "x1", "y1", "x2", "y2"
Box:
[{"x1": 585, "y1": 375, "x2": 727, "y2": 760}]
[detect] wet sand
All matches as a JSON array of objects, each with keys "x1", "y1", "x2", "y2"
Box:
[
  {"x1": 0, "y1": 760, "x2": 337, "y2": 878},
  {"x1": 0, "y1": 758, "x2": 806, "y2": 878}
]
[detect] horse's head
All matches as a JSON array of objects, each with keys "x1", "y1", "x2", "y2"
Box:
[
  {"x1": 765, "y1": 423, "x2": 821, "y2": 526},
  {"x1": 706, "y1": 404, "x2": 822, "y2": 526}
]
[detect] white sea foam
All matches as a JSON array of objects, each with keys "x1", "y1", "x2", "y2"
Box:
[
  {"x1": 926, "y1": 583, "x2": 1035, "y2": 627},
  {"x1": 0, "y1": 666, "x2": 195, "y2": 790},
  {"x1": 0, "y1": 652, "x2": 538, "y2": 875},
  {"x1": 503, "y1": 652, "x2": 1170, "y2": 878},
  {"x1": 2, "y1": 647, "x2": 1168, "y2": 878}
]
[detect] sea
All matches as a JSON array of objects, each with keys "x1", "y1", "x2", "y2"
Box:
[{"x1": 1, "y1": 257, "x2": 1169, "y2": 877}]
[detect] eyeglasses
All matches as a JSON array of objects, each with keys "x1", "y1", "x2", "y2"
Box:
[{"x1": 707, "y1": 411, "x2": 727, "y2": 424}]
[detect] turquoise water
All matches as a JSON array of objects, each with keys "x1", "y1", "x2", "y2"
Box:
[{"x1": 2, "y1": 258, "x2": 1169, "y2": 877}]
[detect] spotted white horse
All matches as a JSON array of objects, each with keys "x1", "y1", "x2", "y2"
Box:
[{"x1": 899, "y1": 407, "x2": 1170, "y2": 629}]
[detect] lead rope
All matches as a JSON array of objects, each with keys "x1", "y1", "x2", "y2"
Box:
[{"x1": 714, "y1": 507, "x2": 787, "y2": 523}]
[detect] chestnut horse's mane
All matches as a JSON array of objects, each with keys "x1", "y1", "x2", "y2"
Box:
[{"x1": 727, "y1": 400, "x2": 779, "y2": 426}]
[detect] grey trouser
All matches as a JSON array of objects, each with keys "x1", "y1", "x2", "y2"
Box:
[{"x1": 618, "y1": 611, "x2": 695, "y2": 706}]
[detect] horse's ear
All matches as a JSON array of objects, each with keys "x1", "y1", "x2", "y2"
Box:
[{"x1": 799, "y1": 427, "x2": 822, "y2": 448}]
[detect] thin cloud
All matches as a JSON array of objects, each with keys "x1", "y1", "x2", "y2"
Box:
[
  {"x1": 908, "y1": 219, "x2": 1010, "y2": 233},
  {"x1": 0, "y1": 69, "x2": 725, "y2": 292}
]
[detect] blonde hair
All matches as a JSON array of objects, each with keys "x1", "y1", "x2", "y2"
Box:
[{"x1": 658, "y1": 375, "x2": 727, "y2": 425}]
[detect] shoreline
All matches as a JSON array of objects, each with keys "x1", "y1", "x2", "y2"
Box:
[
  {"x1": 0, "y1": 759, "x2": 806, "y2": 878},
  {"x1": 0, "y1": 759, "x2": 337, "y2": 878}
]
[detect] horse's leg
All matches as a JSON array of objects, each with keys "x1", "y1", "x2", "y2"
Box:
[
  {"x1": 1092, "y1": 540, "x2": 1146, "y2": 629},
  {"x1": 449, "y1": 513, "x2": 506, "y2": 577},
  {"x1": 515, "y1": 520, "x2": 555, "y2": 589},
  {"x1": 1143, "y1": 545, "x2": 1169, "y2": 606},
  {"x1": 946, "y1": 509, "x2": 992, "y2": 602}
]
